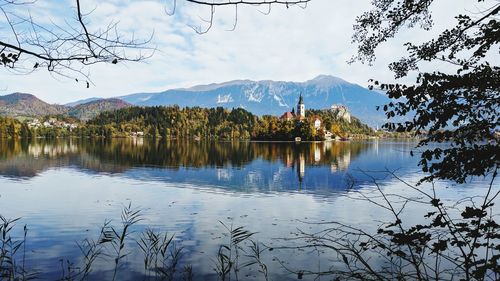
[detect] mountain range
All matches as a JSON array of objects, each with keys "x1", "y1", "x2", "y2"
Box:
[{"x1": 0, "y1": 75, "x2": 392, "y2": 126}]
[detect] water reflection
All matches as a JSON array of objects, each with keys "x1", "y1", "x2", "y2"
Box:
[{"x1": 0, "y1": 139, "x2": 418, "y2": 192}]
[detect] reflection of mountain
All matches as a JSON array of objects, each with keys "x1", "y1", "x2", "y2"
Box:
[{"x1": 0, "y1": 139, "x2": 418, "y2": 191}]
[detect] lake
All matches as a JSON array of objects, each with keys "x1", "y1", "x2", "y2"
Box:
[{"x1": 0, "y1": 139, "x2": 495, "y2": 280}]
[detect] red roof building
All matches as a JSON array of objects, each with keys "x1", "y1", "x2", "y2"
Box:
[{"x1": 280, "y1": 111, "x2": 295, "y2": 121}]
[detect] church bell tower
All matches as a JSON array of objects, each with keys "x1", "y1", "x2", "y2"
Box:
[{"x1": 297, "y1": 93, "x2": 305, "y2": 119}]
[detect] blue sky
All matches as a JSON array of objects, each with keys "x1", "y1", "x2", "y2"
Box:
[{"x1": 0, "y1": 0, "x2": 489, "y2": 104}]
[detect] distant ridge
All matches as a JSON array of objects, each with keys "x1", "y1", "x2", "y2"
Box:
[{"x1": 65, "y1": 97, "x2": 103, "y2": 107}]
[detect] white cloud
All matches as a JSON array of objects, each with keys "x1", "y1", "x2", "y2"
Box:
[{"x1": 0, "y1": 0, "x2": 493, "y2": 104}]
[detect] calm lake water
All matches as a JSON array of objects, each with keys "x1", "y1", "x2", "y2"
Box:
[{"x1": 0, "y1": 139, "x2": 495, "y2": 280}]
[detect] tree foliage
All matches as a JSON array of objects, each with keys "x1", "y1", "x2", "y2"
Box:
[
  {"x1": 353, "y1": 0, "x2": 499, "y2": 183},
  {"x1": 276, "y1": 2, "x2": 500, "y2": 280}
]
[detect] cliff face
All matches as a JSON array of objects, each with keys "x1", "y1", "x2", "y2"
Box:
[{"x1": 331, "y1": 104, "x2": 351, "y2": 123}]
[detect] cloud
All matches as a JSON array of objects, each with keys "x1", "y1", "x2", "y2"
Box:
[{"x1": 0, "y1": 0, "x2": 491, "y2": 104}]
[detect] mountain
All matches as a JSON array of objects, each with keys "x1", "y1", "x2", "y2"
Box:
[
  {"x1": 67, "y1": 98, "x2": 132, "y2": 120},
  {"x1": 0, "y1": 93, "x2": 66, "y2": 117},
  {"x1": 119, "y1": 75, "x2": 391, "y2": 127}
]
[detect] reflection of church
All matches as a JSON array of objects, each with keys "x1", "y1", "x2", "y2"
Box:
[
  {"x1": 284, "y1": 150, "x2": 306, "y2": 184},
  {"x1": 297, "y1": 153, "x2": 305, "y2": 183},
  {"x1": 330, "y1": 150, "x2": 351, "y2": 172},
  {"x1": 284, "y1": 142, "x2": 355, "y2": 187}
]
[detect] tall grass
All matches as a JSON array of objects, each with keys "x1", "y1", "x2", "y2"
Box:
[
  {"x1": 138, "y1": 228, "x2": 186, "y2": 281},
  {"x1": 211, "y1": 221, "x2": 275, "y2": 281},
  {"x1": 0, "y1": 216, "x2": 36, "y2": 281}
]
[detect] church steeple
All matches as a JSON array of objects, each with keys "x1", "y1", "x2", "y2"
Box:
[{"x1": 297, "y1": 93, "x2": 305, "y2": 119}]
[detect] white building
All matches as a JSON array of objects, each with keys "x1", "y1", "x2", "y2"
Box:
[{"x1": 314, "y1": 118, "x2": 322, "y2": 130}]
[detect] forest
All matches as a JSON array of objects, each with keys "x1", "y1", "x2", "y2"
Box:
[{"x1": 0, "y1": 106, "x2": 375, "y2": 141}]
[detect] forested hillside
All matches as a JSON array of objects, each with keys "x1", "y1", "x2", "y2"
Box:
[
  {"x1": 0, "y1": 93, "x2": 66, "y2": 117},
  {"x1": 67, "y1": 98, "x2": 131, "y2": 120},
  {"x1": 86, "y1": 106, "x2": 257, "y2": 139},
  {"x1": 0, "y1": 93, "x2": 131, "y2": 120}
]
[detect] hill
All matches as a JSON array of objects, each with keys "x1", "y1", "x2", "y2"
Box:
[
  {"x1": 85, "y1": 105, "x2": 374, "y2": 140},
  {"x1": 67, "y1": 98, "x2": 131, "y2": 120},
  {"x1": 0, "y1": 93, "x2": 67, "y2": 117},
  {"x1": 0, "y1": 93, "x2": 131, "y2": 120}
]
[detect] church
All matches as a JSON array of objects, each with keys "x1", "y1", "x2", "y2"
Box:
[
  {"x1": 280, "y1": 93, "x2": 306, "y2": 121},
  {"x1": 280, "y1": 93, "x2": 323, "y2": 134},
  {"x1": 280, "y1": 94, "x2": 321, "y2": 130}
]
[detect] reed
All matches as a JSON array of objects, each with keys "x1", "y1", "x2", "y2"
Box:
[
  {"x1": 138, "y1": 228, "x2": 185, "y2": 281},
  {"x1": 212, "y1": 221, "x2": 272, "y2": 281},
  {"x1": 0, "y1": 216, "x2": 36, "y2": 281}
]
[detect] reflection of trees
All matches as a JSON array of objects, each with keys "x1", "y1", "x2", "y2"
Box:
[
  {"x1": 247, "y1": 141, "x2": 368, "y2": 169},
  {"x1": 0, "y1": 139, "x2": 81, "y2": 178},
  {"x1": 0, "y1": 139, "x2": 128, "y2": 177},
  {"x1": 0, "y1": 139, "x2": 370, "y2": 178},
  {"x1": 82, "y1": 140, "x2": 256, "y2": 169}
]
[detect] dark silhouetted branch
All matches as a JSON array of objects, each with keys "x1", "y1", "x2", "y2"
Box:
[
  {"x1": 0, "y1": 0, "x2": 153, "y2": 84},
  {"x1": 174, "y1": 0, "x2": 311, "y2": 34}
]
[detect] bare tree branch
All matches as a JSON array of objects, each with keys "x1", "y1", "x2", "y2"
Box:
[
  {"x1": 185, "y1": 0, "x2": 311, "y2": 7},
  {"x1": 175, "y1": 0, "x2": 312, "y2": 33},
  {"x1": 1, "y1": 0, "x2": 312, "y2": 83},
  {"x1": 0, "y1": 0, "x2": 154, "y2": 84}
]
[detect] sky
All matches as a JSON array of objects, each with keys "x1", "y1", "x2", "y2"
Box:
[{"x1": 0, "y1": 0, "x2": 492, "y2": 104}]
